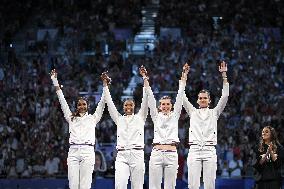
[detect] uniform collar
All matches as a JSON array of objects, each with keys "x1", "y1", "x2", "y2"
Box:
[
  {"x1": 199, "y1": 107, "x2": 209, "y2": 111},
  {"x1": 123, "y1": 113, "x2": 134, "y2": 117},
  {"x1": 159, "y1": 111, "x2": 172, "y2": 116},
  {"x1": 79, "y1": 112, "x2": 89, "y2": 117}
]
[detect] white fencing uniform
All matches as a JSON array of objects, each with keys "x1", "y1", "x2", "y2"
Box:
[
  {"x1": 146, "y1": 80, "x2": 185, "y2": 189},
  {"x1": 183, "y1": 83, "x2": 229, "y2": 189},
  {"x1": 105, "y1": 86, "x2": 148, "y2": 189},
  {"x1": 56, "y1": 88, "x2": 106, "y2": 189}
]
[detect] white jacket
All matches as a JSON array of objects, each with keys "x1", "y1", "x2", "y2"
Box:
[
  {"x1": 146, "y1": 80, "x2": 185, "y2": 144},
  {"x1": 183, "y1": 83, "x2": 229, "y2": 146},
  {"x1": 56, "y1": 89, "x2": 105, "y2": 146},
  {"x1": 105, "y1": 86, "x2": 148, "y2": 149}
]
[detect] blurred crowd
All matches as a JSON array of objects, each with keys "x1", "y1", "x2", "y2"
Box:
[{"x1": 0, "y1": 0, "x2": 284, "y2": 181}]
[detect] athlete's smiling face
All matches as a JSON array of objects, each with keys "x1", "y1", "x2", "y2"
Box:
[
  {"x1": 159, "y1": 98, "x2": 172, "y2": 114},
  {"x1": 77, "y1": 99, "x2": 88, "y2": 114},
  {"x1": 197, "y1": 92, "x2": 210, "y2": 108},
  {"x1": 123, "y1": 100, "x2": 135, "y2": 115}
]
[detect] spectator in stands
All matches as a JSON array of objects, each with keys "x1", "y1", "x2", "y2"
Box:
[
  {"x1": 220, "y1": 160, "x2": 229, "y2": 178},
  {"x1": 94, "y1": 150, "x2": 107, "y2": 178},
  {"x1": 7, "y1": 159, "x2": 17, "y2": 178},
  {"x1": 228, "y1": 154, "x2": 243, "y2": 178},
  {"x1": 44, "y1": 153, "x2": 60, "y2": 176},
  {"x1": 0, "y1": 154, "x2": 3, "y2": 173},
  {"x1": 32, "y1": 158, "x2": 46, "y2": 177}
]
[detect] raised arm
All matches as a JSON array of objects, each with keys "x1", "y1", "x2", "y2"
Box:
[
  {"x1": 50, "y1": 69, "x2": 72, "y2": 122},
  {"x1": 146, "y1": 86, "x2": 158, "y2": 122},
  {"x1": 101, "y1": 72, "x2": 121, "y2": 125},
  {"x1": 173, "y1": 63, "x2": 188, "y2": 116},
  {"x1": 92, "y1": 76, "x2": 107, "y2": 123},
  {"x1": 182, "y1": 64, "x2": 196, "y2": 116},
  {"x1": 137, "y1": 65, "x2": 149, "y2": 121},
  {"x1": 214, "y1": 61, "x2": 229, "y2": 117},
  {"x1": 143, "y1": 66, "x2": 158, "y2": 122}
]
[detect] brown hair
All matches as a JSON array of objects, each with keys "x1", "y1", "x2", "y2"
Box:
[
  {"x1": 159, "y1": 95, "x2": 172, "y2": 102},
  {"x1": 198, "y1": 89, "x2": 211, "y2": 100},
  {"x1": 258, "y1": 126, "x2": 280, "y2": 153}
]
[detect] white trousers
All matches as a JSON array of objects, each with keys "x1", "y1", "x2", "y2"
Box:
[
  {"x1": 187, "y1": 146, "x2": 217, "y2": 189},
  {"x1": 67, "y1": 146, "x2": 95, "y2": 189},
  {"x1": 149, "y1": 149, "x2": 178, "y2": 189},
  {"x1": 115, "y1": 149, "x2": 145, "y2": 189}
]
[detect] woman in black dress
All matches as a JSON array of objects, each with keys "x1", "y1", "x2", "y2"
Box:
[{"x1": 254, "y1": 126, "x2": 284, "y2": 189}]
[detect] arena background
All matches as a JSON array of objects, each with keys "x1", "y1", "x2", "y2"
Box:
[{"x1": 0, "y1": 0, "x2": 284, "y2": 188}]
